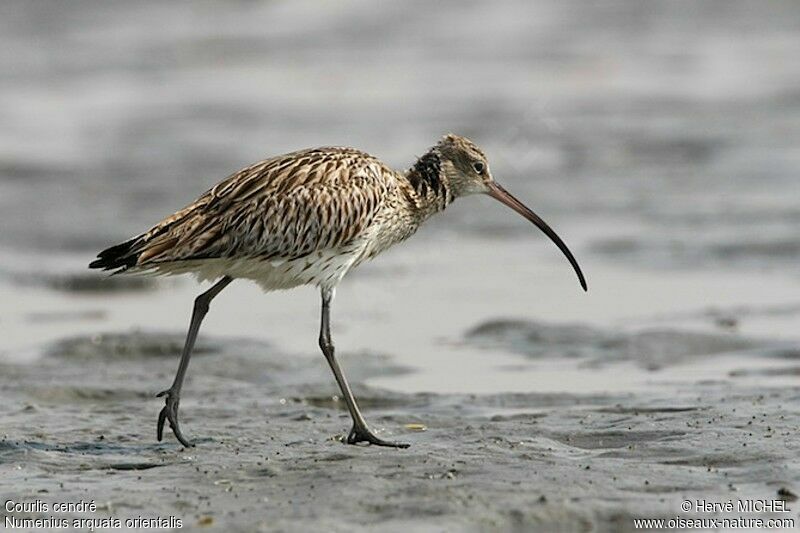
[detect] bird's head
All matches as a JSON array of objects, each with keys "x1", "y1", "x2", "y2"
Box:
[
  {"x1": 429, "y1": 133, "x2": 588, "y2": 291},
  {"x1": 435, "y1": 133, "x2": 495, "y2": 196}
]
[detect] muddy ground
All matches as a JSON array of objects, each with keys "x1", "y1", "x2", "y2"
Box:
[{"x1": 2, "y1": 327, "x2": 798, "y2": 532}]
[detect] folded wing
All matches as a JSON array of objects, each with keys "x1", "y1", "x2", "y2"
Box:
[{"x1": 89, "y1": 147, "x2": 393, "y2": 274}]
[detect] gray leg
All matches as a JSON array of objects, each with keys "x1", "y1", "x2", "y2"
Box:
[
  {"x1": 318, "y1": 287, "x2": 409, "y2": 449},
  {"x1": 157, "y1": 276, "x2": 233, "y2": 447}
]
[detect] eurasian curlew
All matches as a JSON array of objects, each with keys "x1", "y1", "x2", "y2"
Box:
[{"x1": 90, "y1": 134, "x2": 587, "y2": 448}]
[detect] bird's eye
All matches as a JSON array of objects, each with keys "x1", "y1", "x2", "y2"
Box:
[{"x1": 472, "y1": 161, "x2": 485, "y2": 174}]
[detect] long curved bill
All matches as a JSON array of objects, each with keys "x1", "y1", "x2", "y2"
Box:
[{"x1": 487, "y1": 182, "x2": 587, "y2": 291}]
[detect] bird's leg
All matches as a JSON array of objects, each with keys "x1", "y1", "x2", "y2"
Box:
[
  {"x1": 318, "y1": 288, "x2": 409, "y2": 449},
  {"x1": 157, "y1": 276, "x2": 233, "y2": 447}
]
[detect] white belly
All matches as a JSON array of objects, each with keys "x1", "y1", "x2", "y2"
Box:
[{"x1": 133, "y1": 248, "x2": 362, "y2": 292}]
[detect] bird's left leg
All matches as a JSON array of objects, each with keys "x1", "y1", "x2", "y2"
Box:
[
  {"x1": 318, "y1": 287, "x2": 409, "y2": 449},
  {"x1": 156, "y1": 276, "x2": 233, "y2": 447}
]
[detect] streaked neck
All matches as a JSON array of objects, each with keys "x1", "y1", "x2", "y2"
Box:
[{"x1": 404, "y1": 150, "x2": 450, "y2": 213}]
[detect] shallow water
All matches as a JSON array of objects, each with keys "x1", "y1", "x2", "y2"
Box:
[{"x1": 2, "y1": 0, "x2": 800, "y2": 530}]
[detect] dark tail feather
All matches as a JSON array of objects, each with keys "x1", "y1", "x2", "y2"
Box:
[{"x1": 89, "y1": 237, "x2": 142, "y2": 272}]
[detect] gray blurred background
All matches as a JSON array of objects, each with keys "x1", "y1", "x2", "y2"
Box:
[
  {"x1": 1, "y1": 0, "x2": 799, "y2": 375},
  {"x1": 2, "y1": 0, "x2": 798, "y2": 268}
]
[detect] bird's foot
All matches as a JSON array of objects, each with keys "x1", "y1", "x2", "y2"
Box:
[
  {"x1": 156, "y1": 388, "x2": 194, "y2": 447},
  {"x1": 346, "y1": 424, "x2": 410, "y2": 449}
]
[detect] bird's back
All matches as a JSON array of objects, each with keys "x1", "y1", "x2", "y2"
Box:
[{"x1": 90, "y1": 146, "x2": 401, "y2": 288}]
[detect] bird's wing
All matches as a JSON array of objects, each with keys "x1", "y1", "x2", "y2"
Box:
[{"x1": 109, "y1": 147, "x2": 394, "y2": 270}]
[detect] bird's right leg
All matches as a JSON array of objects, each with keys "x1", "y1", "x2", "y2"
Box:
[
  {"x1": 157, "y1": 276, "x2": 233, "y2": 447},
  {"x1": 318, "y1": 287, "x2": 409, "y2": 449}
]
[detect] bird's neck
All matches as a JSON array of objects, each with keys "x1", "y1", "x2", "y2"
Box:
[{"x1": 402, "y1": 150, "x2": 452, "y2": 217}]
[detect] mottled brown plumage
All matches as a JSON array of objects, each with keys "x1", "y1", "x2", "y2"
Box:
[
  {"x1": 90, "y1": 134, "x2": 586, "y2": 449},
  {"x1": 93, "y1": 139, "x2": 457, "y2": 290}
]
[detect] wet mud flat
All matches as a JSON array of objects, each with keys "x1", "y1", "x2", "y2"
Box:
[{"x1": 1, "y1": 329, "x2": 799, "y2": 532}]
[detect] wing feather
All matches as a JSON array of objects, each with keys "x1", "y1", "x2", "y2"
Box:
[{"x1": 106, "y1": 147, "x2": 394, "y2": 271}]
